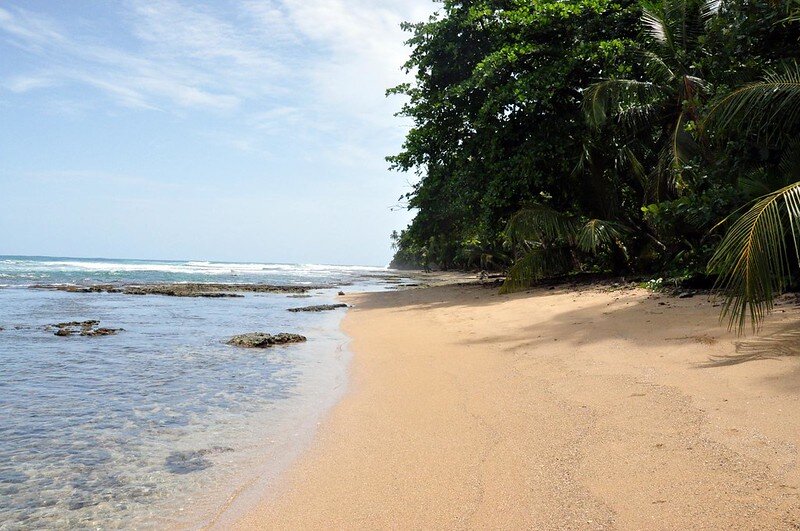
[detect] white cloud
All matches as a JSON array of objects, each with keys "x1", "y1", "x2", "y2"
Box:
[
  {"x1": 5, "y1": 74, "x2": 56, "y2": 92},
  {"x1": 0, "y1": 0, "x2": 437, "y2": 167},
  {"x1": 0, "y1": 6, "x2": 64, "y2": 46}
]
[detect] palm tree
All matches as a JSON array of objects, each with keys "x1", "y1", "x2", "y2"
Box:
[
  {"x1": 706, "y1": 62, "x2": 800, "y2": 332},
  {"x1": 500, "y1": 205, "x2": 629, "y2": 293},
  {"x1": 583, "y1": 0, "x2": 720, "y2": 198}
]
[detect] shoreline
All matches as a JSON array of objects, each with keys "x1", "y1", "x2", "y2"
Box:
[
  {"x1": 229, "y1": 282, "x2": 800, "y2": 528},
  {"x1": 0, "y1": 269, "x2": 383, "y2": 529}
]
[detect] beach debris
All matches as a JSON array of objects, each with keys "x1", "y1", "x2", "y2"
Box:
[
  {"x1": 287, "y1": 304, "x2": 348, "y2": 312},
  {"x1": 47, "y1": 320, "x2": 124, "y2": 337},
  {"x1": 29, "y1": 282, "x2": 328, "y2": 297},
  {"x1": 227, "y1": 332, "x2": 307, "y2": 348}
]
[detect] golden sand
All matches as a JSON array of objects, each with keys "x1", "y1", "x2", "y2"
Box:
[{"x1": 229, "y1": 283, "x2": 800, "y2": 529}]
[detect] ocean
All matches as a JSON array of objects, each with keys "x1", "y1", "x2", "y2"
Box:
[{"x1": 0, "y1": 256, "x2": 409, "y2": 529}]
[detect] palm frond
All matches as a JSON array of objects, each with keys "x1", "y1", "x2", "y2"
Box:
[
  {"x1": 571, "y1": 140, "x2": 594, "y2": 178},
  {"x1": 670, "y1": 112, "x2": 698, "y2": 170},
  {"x1": 618, "y1": 145, "x2": 648, "y2": 187},
  {"x1": 706, "y1": 62, "x2": 800, "y2": 140},
  {"x1": 615, "y1": 102, "x2": 665, "y2": 133},
  {"x1": 708, "y1": 181, "x2": 800, "y2": 332},
  {"x1": 737, "y1": 173, "x2": 775, "y2": 201},
  {"x1": 683, "y1": 74, "x2": 711, "y2": 97},
  {"x1": 779, "y1": 140, "x2": 800, "y2": 181},
  {"x1": 584, "y1": 79, "x2": 664, "y2": 128},
  {"x1": 700, "y1": 0, "x2": 721, "y2": 22},
  {"x1": 499, "y1": 247, "x2": 572, "y2": 294},
  {"x1": 576, "y1": 219, "x2": 629, "y2": 254},
  {"x1": 641, "y1": 50, "x2": 676, "y2": 84},
  {"x1": 641, "y1": 3, "x2": 673, "y2": 48},
  {"x1": 505, "y1": 204, "x2": 578, "y2": 245}
]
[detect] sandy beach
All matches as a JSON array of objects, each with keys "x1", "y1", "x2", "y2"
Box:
[{"x1": 231, "y1": 282, "x2": 800, "y2": 529}]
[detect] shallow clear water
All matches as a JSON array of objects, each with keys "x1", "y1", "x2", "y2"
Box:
[{"x1": 0, "y1": 256, "x2": 407, "y2": 529}]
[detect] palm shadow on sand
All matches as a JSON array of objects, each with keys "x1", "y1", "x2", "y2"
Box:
[{"x1": 699, "y1": 325, "x2": 800, "y2": 367}]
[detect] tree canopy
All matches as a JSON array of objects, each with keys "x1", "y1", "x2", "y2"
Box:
[{"x1": 389, "y1": 0, "x2": 800, "y2": 331}]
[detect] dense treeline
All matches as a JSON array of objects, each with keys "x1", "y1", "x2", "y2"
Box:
[{"x1": 389, "y1": 0, "x2": 800, "y2": 330}]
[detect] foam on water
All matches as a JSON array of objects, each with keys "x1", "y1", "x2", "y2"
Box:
[{"x1": 0, "y1": 256, "x2": 389, "y2": 286}]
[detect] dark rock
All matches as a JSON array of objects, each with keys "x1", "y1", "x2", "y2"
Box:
[
  {"x1": 164, "y1": 451, "x2": 211, "y2": 474},
  {"x1": 338, "y1": 291, "x2": 345, "y2": 296},
  {"x1": 287, "y1": 304, "x2": 348, "y2": 313},
  {"x1": 31, "y1": 283, "x2": 328, "y2": 297},
  {"x1": 80, "y1": 328, "x2": 123, "y2": 337},
  {"x1": 227, "y1": 332, "x2": 307, "y2": 348},
  {"x1": 53, "y1": 320, "x2": 100, "y2": 329},
  {"x1": 49, "y1": 320, "x2": 122, "y2": 337},
  {"x1": 164, "y1": 446, "x2": 234, "y2": 475}
]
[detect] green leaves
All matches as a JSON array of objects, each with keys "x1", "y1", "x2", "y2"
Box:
[
  {"x1": 389, "y1": 0, "x2": 800, "y2": 333},
  {"x1": 389, "y1": 0, "x2": 641, "y2": 270},
  {"x1": 709, "y1": 182, "x2": 800, "y2": 332},
  {"x1": 706, "y1": 62, "x2": 800, "y2": 142},
  {"x1": 701, "y1": 59, "x2": 800, "y2": 332},
  {"x1": 583, "y1": 79, "x2": 663, "y2": 129},
  {"x1": 576, "y1": 219, "x2": 630, "y2": 254},
  {"x1": 500, "y1": 247, "x2": 572, "y2": 293},
  {"x1": 505, "y1": 204, "x2": 579, "y2": 246},
  {"x1": 502, "y1": 202, "x2": 632, "y2": 292}
]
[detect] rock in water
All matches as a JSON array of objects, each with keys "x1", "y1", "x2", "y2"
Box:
[
  {"x1": 31, "y1": 283, "x2": 326, "y2": 297},
  {"x1": 227, "y1": 333, "x2": 307, "y2": 348},
  {"x1": 287, "y1": 304, "x2": 348, "y2": 313},
  {"x1": 82, "y1": 328, "x2": 122, "y2": 336},
  {"x1": 49, "y1": 320, "x2": 123, "y2": 337}
]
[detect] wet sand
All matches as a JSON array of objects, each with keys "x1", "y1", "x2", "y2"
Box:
[{"x1": 231, "y1": 283, "x2": 800, "y2": 529}]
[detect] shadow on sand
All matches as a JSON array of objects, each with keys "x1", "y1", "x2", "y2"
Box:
[{"x1": 699, "y1": 325, "x2": 800, "y2": 367}]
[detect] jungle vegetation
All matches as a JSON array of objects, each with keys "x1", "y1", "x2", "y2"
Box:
[{"x1": 389, "y1": 0, "x2": 800, "y2": 331}]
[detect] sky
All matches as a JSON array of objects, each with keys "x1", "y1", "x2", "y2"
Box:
[{"x1": 0, "y1": 0, "x2": 437, "y2": 266}]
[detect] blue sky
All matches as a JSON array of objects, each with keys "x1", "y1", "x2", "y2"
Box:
[{"x1": 0, "y1": 0, "x2": 436, "y2": 266}]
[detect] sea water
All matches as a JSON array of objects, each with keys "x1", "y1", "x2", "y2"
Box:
[{"x1": 0, "y1": 256, "x2": 409, "y2": 529}]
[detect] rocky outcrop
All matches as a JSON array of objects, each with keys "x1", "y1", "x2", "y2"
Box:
[
  {"x1": 227, "y1": 332, "x2": 307, "y2": 348},
  {"x1": 30, "y1": 283, "x2": 328, "y2": 297},
  {"x1": 48, "y1": 320, "x2": 123, "y2": 337},
  {"x1": 287, "y1": 304, "x2": 348, "y2": 312}
]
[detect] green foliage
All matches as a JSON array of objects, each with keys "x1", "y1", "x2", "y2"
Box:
[
  {"x1": 388, "y1": 0, "x2": 800, "y2": 330},
  {"x1": 500, "y1": 203, "x2": 633, "y2": 292},
  {"x1": 389, "y1": 0, "x2": 641, "y2": 270},
  {"x1": 709, "y1": 183, "x2": 800, "y2": 332},
  {"x1": 705, "y1": 61, "x2": 800, "y2": 331}
]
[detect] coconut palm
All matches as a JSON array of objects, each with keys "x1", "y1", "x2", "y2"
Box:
[
  {"x1": 500, "y1": 204, "x2": 630, "y2": 293},
  {"x1": 583, "y1": 0, "x2": 720, "y2": 198},
  {"x1": 706, "y1": 62, "x2": 800, "y2": 332}
]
